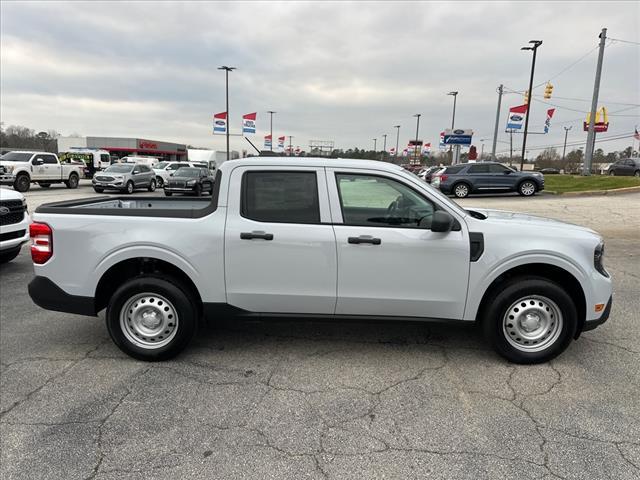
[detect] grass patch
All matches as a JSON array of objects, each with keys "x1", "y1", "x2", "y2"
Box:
[{"x1": 543, "y1": 175, "x2": 640, "y2": 194}]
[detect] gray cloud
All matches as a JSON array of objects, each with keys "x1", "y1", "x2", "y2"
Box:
[{"x1": 1, "y1": 1, "x2": 638, "y2": 154}]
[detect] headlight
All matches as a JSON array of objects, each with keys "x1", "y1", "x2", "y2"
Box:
[
  {"x1": 594, "y1": 242, "x2": 609, "y2": 277},
  {"x1": 6, "y1": 165, "x2": 14, "y2": 173},
  {"x1": 186, "y1": 180, "x2": 197, "y2": 186}
]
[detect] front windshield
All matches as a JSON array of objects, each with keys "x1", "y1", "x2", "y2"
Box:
[
  {"x1": 175, "y1": 168, "x2": 200, "y2": 177},
  {"x1": 155, "y1": 162, "x2": 169, "y2": 169},
  {"x1": 104, "y1": 164, "x2": 133, "y2": 173},
  {"x1": 2, "y1": 152, "x2": 33, "y2": 162}
]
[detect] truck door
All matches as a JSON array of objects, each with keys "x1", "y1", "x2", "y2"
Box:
[
  {"x1": 224, "y1": 166, "x2": 337, "y2": 314},
  {"x1": 326, "y1": 168, "x2": 470, "y2": 320}
]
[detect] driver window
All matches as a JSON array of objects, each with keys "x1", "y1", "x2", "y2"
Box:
[{"x1": 336, "y1": 173, "x2": 435, "y2": 228}]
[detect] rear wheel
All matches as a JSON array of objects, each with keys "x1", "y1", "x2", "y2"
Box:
[
  {"x1": 453, "y1": 183, "x2": 470, "y2": 198},
  {"x1": 65, "y1": 173, "x2": 79, "y2": 189},
  {"x1": 0, "y1": 247, "x2": 21, "y2": 264},
  {"x1": 148, "y1": 179, "x2": 157, "y2": 192},
  {"x1": 156, "y1": 176, "x2": 164, "y2": 188},
  {"x1": 482, "y1": 276, "x2": 577, "y2": 364},
  {"x1": 518, "y1": 180, "x2": 537, "y2": 196},
  {"x1": 14, "y1": 174, "x2": 30, "y2": 193},
  {"x1": 38, "y1": 182, "x2": 51, "y2": 189},
  {"x1": 105, "y1": 276, "x2": 198, "y2": 361}
]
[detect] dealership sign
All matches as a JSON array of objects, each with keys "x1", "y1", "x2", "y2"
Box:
[
  {"x1": 138, "y1": 141, "x2": 158, "y2": 150},
  {"x1": 443, "y1": 129, "x2": 473, "y2": 145}
]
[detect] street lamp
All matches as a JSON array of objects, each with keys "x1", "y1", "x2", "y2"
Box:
[
  {"x1": 288, "y1": 136, "x2": 293, "y2": 157},
  {"x1": 562, "y1": 126, "x2": 572, "y2": 161},
  {"x1": 267, "y1": 111, "x2": 276, "y2": 152},
  {"x1": 372, "y1": 138, "x2": 377, "y2": 155},
  {"x1": 520, "y1": 40, "x2": 543, "y2": 171},
  {"x1": 218, "y1": 65, "x2": 236, "y2": 161},
  {"x1": 381, "y1": 134, "x2": 387, "y2": 161},
  {"x1": 480, "y1": 139, "x2": 486, "y2": 161},
  {"x1": 413, "y1": 114, "x2": 421, "y2": 163},
  {"x1": 447, "y1": 91, "x2": 458, "y2": 129},
  {"x1": 394, "y1": 125, "x2": 400, "y2": 163}
]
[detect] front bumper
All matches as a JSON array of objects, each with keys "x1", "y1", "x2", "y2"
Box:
[
  {"x1": 28, "y1": 276, "x2": 96, "y2": 317},
  {"x1": 92, "y1": 181, "x2": 124, "y2": 189},
  {"x1": 0, "y1": 174, "x2": 16, "y2": 185},
  {"x1": 0, "y1": 213, "x2": 30, "y2": 251},
  {"x1": 581, "y1": 295, "x2": 612, "y2": 333},
  {"x1": 164, "y1": 187, "x2": 196, "y2": 193}
]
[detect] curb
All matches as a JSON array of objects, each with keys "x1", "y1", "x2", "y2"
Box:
[{"x1": 543, "y1": 185, "x2": 640, "y2": 197}]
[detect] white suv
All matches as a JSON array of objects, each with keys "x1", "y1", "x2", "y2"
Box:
[{"x1": 0, "y1": 187, "x2": 30, "y2": 263}]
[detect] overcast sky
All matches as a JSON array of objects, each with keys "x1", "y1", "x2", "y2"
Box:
[{"x1": 1, "y1": 1, "x2": 639, "y2": 156}]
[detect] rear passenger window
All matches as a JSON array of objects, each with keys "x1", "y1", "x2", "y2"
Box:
[
  {"x1": 468, "y1": 164, "x2": 490, "y2": 174},
  {"x1": 445, "y1": 165, "x2": 464, "y2": 174},
  {"x1": 242, "y1": 171, "x2": 320, "y2": 224}
]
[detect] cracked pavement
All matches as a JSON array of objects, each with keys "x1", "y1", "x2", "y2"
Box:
[{"x1": 1, "y1": 191, "x2": 639, "y2": 479}]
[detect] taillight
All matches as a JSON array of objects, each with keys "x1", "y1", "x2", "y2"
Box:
[
  {"x1": 30, "y1": 222, "x2": 53, "y2": 264},
  {"x1": 440, "y1": 174, "x2": 448, "y2": 182}
]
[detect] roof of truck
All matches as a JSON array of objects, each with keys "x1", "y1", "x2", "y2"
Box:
[{"x1": 221, "y1": 157, "x2": 405, "y2": 171}]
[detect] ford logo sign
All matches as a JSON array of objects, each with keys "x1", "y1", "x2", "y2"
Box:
[
  {"x1": 453, "y1": 129, "x2": 465, "y2": 134},
  {"x1": 0, "y1": 206, "x2": 10, "y2": 216},
  {"x1": 215, "y1": 120, "x2": 226, "y2": 126},
  {"x1": 510, "y1": 115, "x2": 523, "y2": 121}
]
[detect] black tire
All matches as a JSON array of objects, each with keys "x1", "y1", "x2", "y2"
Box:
[
  {"x1": 609, "y1": 170, "x2": 615, "y2": 176},
  {"x1": 518, "y1": 180, "x2": 537, "y2": 196},
  {"x1": 105, "y1": 276, "x2": 198, "y2": 361},
  {"x1": 165, "y1": 191, "x2": 173, "y2": 196},
  {"x1": 634, "y1": 170, "x2": 640, "y2": 178},
  {"x1": 452, "y1": 182, "x2": 470, "y2": 198},
  {"x1": 65, "y1": 173, "x2": 79, "y2": 189},
  {"x1": 14, "y1": 174, "x2": 30, "y2": 193},
  {"x1": 148, "y1": 179, "x2": 157, "y2": 192},
  {"x1": 482, "y1": 276, "x2": 578, "y2": 364},
  {"x1": 93, "y1": 187, "x2": 104, "y2": 193},
  {"x1": 156, "y1": 176, "x2": 164, "y2": 188},
  {"x1": 38, "y1": 182, "x2": 51, "y2": 189},
  {"x1": 124, "y1": 181, "x2": 134, "y2": 194},
  {"x1": 0, "y1": 247, "x2": 21, "y2": 264}
]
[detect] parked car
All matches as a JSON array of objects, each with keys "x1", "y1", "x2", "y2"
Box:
[
  {"x1": 432, "y1": 162, "x2": 544, "y2": 198},
  {"x1": 0, "y1": 187, "x2": 30, "y2": 264},
  {"x1": 607, "y1": 158, "x2": 640, "y2": 176},
  {"x1": 153, "y1": 161, "x2": 204, "y2": 188},
  {"x1": 28, "y1": 158, "x2": 611, "y2": 364},
  {"x1": 422, "y1": 166, "x2": 444, "y2": 183},
  {"x1": 539, "y1": 168, "x2": 560, "y2": 174},
  {"x1": 119, "y1": 156, "x2": 159, "y2": 167},
  {"x1": 164, "y1": 167, "x2": 215, "y2": 196},
  {"x1": 92, "y1": 163, "x2": 156, "y2": 194},
  {"x1": 0, "y1": 151, "x2": 82, "y2": 192}
]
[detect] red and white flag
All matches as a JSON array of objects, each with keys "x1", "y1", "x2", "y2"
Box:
[
  {"x1": 277, "y1": 136, "x2": 285, "y2": 148},
  {"x1": 242, "y1": 112, "x2": 256, "y2": 134},
  {"x1": 389, "y1": 147, "x2": 396, "y2": 156},
  {"x1": 506, "y1": 104, "x2": 528, "y2": 130},
  {"x1": 544, "y1": 108, "x2": 555, "y2": 134},
  {"x1": 213, "y1": 112, "x2": 227, "y2": 134},
  {"x1": 264, "y1": 134, "x2": 272, "y2": 148}
]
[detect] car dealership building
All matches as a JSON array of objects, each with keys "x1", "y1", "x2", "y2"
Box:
[{"x1": 57, "y1": 136, "x2": 188, "y2": 162}]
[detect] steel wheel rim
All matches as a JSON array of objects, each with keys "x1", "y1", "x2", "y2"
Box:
[
  {"x1": 455, "y1": 184, "x2": 468, "y2": 197},
  {"x1": 503, "y1": 295, "x2": 563, "y2": 352},
  {"x1": 157, "y1": 177, "x2": 164, "y2": 187},
  {"x1": 150, "y1": 180, "x2": 156, "y2": 191},
  {"x1": 127, "y1": 182, "x2": 133, "y2": 193},
  {"x1": 521, "y1": 182, "x2": 535, "y2": 195},
  {"x1": 120, "y1": 293, "x2": 179, "y2": 349}
]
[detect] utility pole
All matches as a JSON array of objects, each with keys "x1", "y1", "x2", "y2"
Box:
[
  {"x1": 447, "y1": 91, "x2": 458, "y2": 163},
  {"x1": 372, "y1": 138, "x2": 377, "y2": 155},
  {"x1": 480, "y1": 140, "x2": 485, "y2": 161},
  {"x1": 584, "y1": 28, "x2": 607, "y2": 176},
  {"x1": 413, "y1": 114, "x2": 421, "y2": 164},
  {"x1": 218, "y1": 66, "x2": 236, "y2": 161},
  {"x1": 509, "y1": 130, "x2": 514, "y2": 166},
  {"x1": 491, "y1": 84, "x2": 503, "y2": 161},
  {"x1": 288, "y1": 136, "x2": 293, "y2": 157},
  {"x1": 394, "y1": 125, "x2": 400, "y2": 163},
  {"x1": 381, "y1": 134, "x2": 387, "y2": 161},
  {"x1": 520, "y1": 40, "x2": 543, "y2": 171},
  {"x1": 562, "y1": 126, "x2": 572, "y2": 160},
  {"x1": 267, "y1": 111, "x2": 276, "y2": 152}
]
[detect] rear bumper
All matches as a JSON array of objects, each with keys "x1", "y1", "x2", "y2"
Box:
[
  {"x1": 28, "y1": 276, "x2": 96, "y2": 317},
  {"x1": 581, "y1": 295, "x2": 612, "y2": 333}
]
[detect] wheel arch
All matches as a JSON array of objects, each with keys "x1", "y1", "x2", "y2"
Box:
[
  {"x1": 94, "y1": 257, "x2": 203, "y2": 316},
  {"x1": 475, "y1": 263, "x2": 587, "y2": 338}
]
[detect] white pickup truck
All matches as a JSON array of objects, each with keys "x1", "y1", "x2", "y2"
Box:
[
  {"x1": 27, "y1": 158, "x2": 612, "y2": 363},
  {"x1": 0, "y1": 151, "x2": 82, "y2": 192}
]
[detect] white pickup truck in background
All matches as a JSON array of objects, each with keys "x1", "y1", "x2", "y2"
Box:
[
  {"x1": 27, "y1": 158, "x2": 612, "y2": 364},
  {"x1": 0, "y1": 151, "x2": 82, "y2": 192}
]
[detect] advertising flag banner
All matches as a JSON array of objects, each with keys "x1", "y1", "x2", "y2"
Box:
[
  {"x1": 294, "y1": 146, "x2": 301, "y2": 155},
  {"x1": 264, "y1": 134, "x2": 272, "y2": 148},
  {"x1": 506, "y1": 104, "x2": 528, "y2": 130},
  {"x1": 213, "y1": 112, "x2": 227, "y2": 134},
  {"x1": 389, "y1": 147, "x2": 396, "y2": 156},
  {"x1": 543, "y1": 108, "x2": 555, "y2": 134},
  {"x1": 242, "y1": 112, "x2": 257, "y2": 134},
  {"x1": 439, "y1": 131, "x2": 446, "y2": 150},
  {"x1": 402, "y1": 149, "x2": 408, "y2": 157},
  {"x1": 277, "y1": 136, "x2": 285, "y2": 148},
  {"x1": 422, "y1": 142, "x2": 431, "y2": 154}
]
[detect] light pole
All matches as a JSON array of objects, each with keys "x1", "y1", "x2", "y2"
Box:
[
  {"x1": 413, "y1": 114, "x2": 421, "y2": 163},
  {"x1": 480, "y1": 139, "x2": 486, "y2": 161},
  {"x1": 394, "y1": 125, "x2": 400, "y2": 163},
  {"x1": 562, "y1": 126, "x2": 572, "y2": 161},
  {"x1": 267, "y1": 111, "x2": 276, "y2": 152},
  {"x1": 288, "y1": 136, "x2": 293, "y2": 157},
  {"x1": 372, "y1": 138, "x2": 377, "y2": 157},
  {"x1": 381, "y1": 134, "x2": 387, "y2": 161},
  {"x1": 447, "y1": 91, "x2": 458, "y2": 129},
  {"x1": 520, "y1": 40, "x2": 543, "y2": 171},
  {"x1": 218, "y1": 66, "x2": 236, "y2": 161}
]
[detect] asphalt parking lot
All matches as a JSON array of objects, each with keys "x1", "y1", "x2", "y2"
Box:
[{"x1": 1, "y1": 185, "x2": 639, "y2": 479}]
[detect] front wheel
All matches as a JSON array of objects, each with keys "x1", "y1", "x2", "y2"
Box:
[
  {"x1": 93, "y1": 187, "x2": 104, "y2": 193},
  {"x1": 609, "y1": 170, "x2": 615, "y2": 176},
  {"x1": 482, "y1": 277, "x2": 578, "y2": 364},
  {"x1": 194, "y1": 184, "x2": 202, "y2": 197},
  {"x1": 634, "y1": 171, "x2": 640, "y2": 178},
  {"x1": 164, "y1": 191, "x2": 173, "y2": 196},
  {"x1": 518, "y1": 181, "x2": 537, "y2": 196},
  {"x1": 148, "y1": 179, "x2": 157, "y2": 192},
  {"x1": 105, "y1": 276, "x2": 198, "y2": 361},
  {"x1": 14, "y1": 174, "x2": 30, "y2": 193},
  {"x1": 124, "y1": 181, "x2": 134, "y2": 194}
]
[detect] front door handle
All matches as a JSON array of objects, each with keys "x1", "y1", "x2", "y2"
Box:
[
  {"x1": 240, "y1": 231, "x2": 274, "y2": 240},
  {"x1": 348, "y1": 236, "x2": 381, "y2": 245}
]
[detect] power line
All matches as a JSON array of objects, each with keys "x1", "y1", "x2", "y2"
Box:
[
  {"x1": 533, "y1": 44, "x2": 600, "y2": 88},
  {"x1": 503, "y1": 86, "x2": 638, "y2": 108},
  {"x1": 608, "y1": 37, "x2": 640, "y2": 46},
  {"x1": 494, "y1": 132, "x2": 635, "y2": 155}
]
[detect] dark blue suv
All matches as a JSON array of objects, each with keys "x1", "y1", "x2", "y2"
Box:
[{"x1": 433, "y1": 162, "x2": 544, "y2": 198}]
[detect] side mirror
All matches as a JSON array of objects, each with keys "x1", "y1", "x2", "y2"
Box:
[
  {"x1": 504, "y1": 170, "x2": 512, "y2": 174},
  {"x1": 430, "y1": 211, "x2": 454, "y2": 233},
  {"x1": 170, "y1": 173, "x2": 174, "y2": 177}
]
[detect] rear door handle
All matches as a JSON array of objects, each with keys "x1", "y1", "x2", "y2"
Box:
[
  {"x1": 240, "y1": 231, "x2": 274, "y2": 240},
  {"x1": 348, "y1": 236, "x2": 381, "y2": 245}
]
